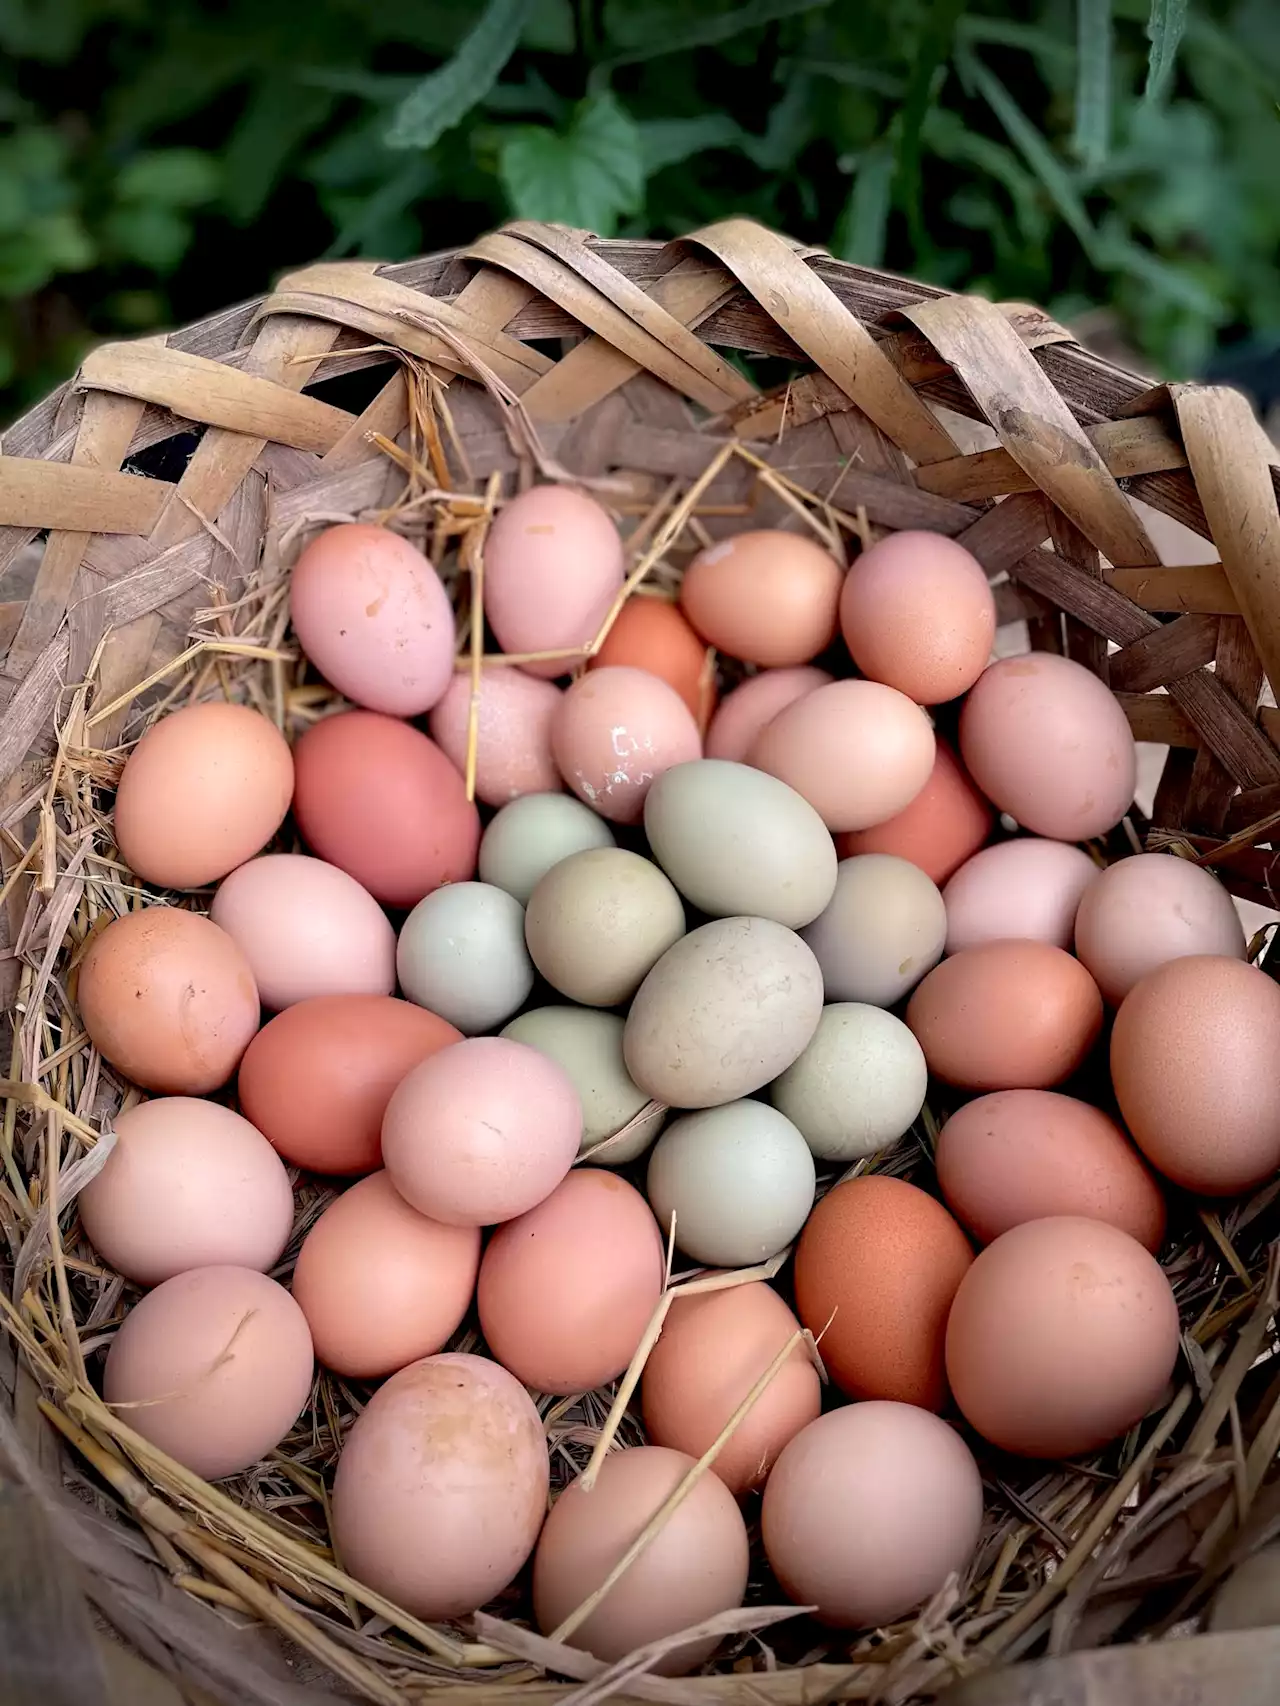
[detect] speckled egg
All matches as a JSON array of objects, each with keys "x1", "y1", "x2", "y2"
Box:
[{"x1": 428, "y1": 666, "x2": 562, "y2": 806}]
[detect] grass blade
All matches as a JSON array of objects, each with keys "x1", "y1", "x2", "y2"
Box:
[
  {"x1": 386, "y1": 0, "x2": 533, "y2": 151},
  {"x1": 1144, "y1": 0, "x2": 1189, "y2": 102},
  {"x1": 595, "y1": 0, "x2": 832, "y2": 77},
  {"x1": 1073, "y1": 0, "x2": 1112, "y2": 171},
  {"x1": 835, "y1": 141, "x2": 894, "y2": 266}
]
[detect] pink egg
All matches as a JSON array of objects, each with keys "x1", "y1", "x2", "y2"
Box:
[
  {"x1": 960, "y1": 654, "x2": 1137, "y2": 840},
  {"x1": 484, "y1": 485, "x2": 625, "y2": 679},
  {"x1": 839, "y1": 531, "x2": 996, "y2": 704},
  {"x1": 289, "y1": 524, "x2": 455, "y2": 716},
  {"x1": 705, "y1": 667, "x2": 833, "y2": 763},
  {"x1": 381, "y1": 1037, "x2": 582, "y2": 1226},
  {"x1": 943, "y1": 838, "x2": 1099, "y2": 955},
  {"x1": 552, "y1": 666, "x2": 702, "y2": 824},
  {"x1": 428, "y1": 667, "x2": 562, "y2": 806},
  {"x1": 211, "y1": 853, "x2": 395, "y2": 1010}
]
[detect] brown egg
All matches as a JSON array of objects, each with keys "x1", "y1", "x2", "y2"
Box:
[
  {"x1": 114, "y1": 702, "x2": 293, "y2": 890},
  {"x1": 552, "y1": 667, "x2": 702, "y2": 824},
  {"x1": 836, "y1": 740, "x2": 993, "y2": 884},
  {"x1": 590, "y1": 595, "x2": 716, "y2": 731},
  {"x1": 533, "y1": 1446, "x2": 749, "y2": 1675},
  {"x1": 1111, "y1": 955, "x2": 1280, "y2": 1195},
  {"x1": 641, "y1": 1281, "x2": 821, "y2": 1495},
  {"x1": 292, "y1": 709, "x2": 479, "y2": 907},
  {"x1": 945, "y1": 1216, "x2": 1180, "y2": 1458},
  {"x1": 237, "y1": 994, "x2": 461, "y2": 1174},
  {"x1": 681, "y1": 530, "x2": 842, "y2": 666},
  {"x1": 292, "y1": 1172, "x2": 480, "y2": 1378},
  {"x1": 428, "y1": 666, "x2": 562, "y2": 806},
  {"x1": 705, "y1": 666, "x2": 832, "y2": 763},
  {"x1": 78, "y1": 908, "x2": 259, "y2": 1094},
  {"x1": 793, "y1": 1176, "x2": 973, "y2": 1409},
  {"x1": 906, "y1": 941, "x2": 1103, "y2": 1090},
  {"x1": 477, "y1": 1169, "x2": 664, "y2": 1395},
  {"x1": 936, "y1": 1090, "x2": 1166, "y2": 1250}
]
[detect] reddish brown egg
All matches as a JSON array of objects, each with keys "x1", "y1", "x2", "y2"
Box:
[
  {"x1": 292, "y1": 710, "x2": 479, "y2": 907},
  {"x1": 590, "y1": 595, "x2": 716, "y2": 730},
  {"x1": 237, "y1": 994, "x2": 461, "y2": 1174},
  {"x1": 78, "y1": 908, "x2": 259, "y2": 1094},
  {"x1": 906, "y1": 941, "x2": 1103, "y2": 1090},
  {"x1": 793, "y1": 1176, "x2": 973, "y2": 1409},
  {"x1": 835, "y1": 740, "x2": 993, "y2": 883}
]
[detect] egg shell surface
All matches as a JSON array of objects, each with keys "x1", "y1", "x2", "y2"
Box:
[
  {"x1": 478, "y1": 792, "x2": 616, "y2": 905},
  {"x1": 78, "y1": 1098, "x2": 293, "y2": 1286},
  {"x1": 943, "y1": 838, "x2": 1099, "y2": 955},
  {"x1": 288, "y1": 523, "x2": 455, "y2": 716},
  {"x1": 590, "y1": 595, "x2": 715, "y2": 730},
  {"x1": 292, "y1": 710, "x2": 479, "y2": 907},
  {"x1": 103, "y1": 1267, "x2": 313, "y2": 1480},
  {"x1": 477, "y1": 1169, "x2": 664, "y2": 1395},
  {"x1": 210, "y1": 853, "x2": 395, "y2": 1011},
  {"x1": 802, "y1": 853, "x2": 946, "y2": 1006},
  {"x1": 680, "y1": 530, "x2": 842, "y2": 667},
  {"x1": 1074, "y1": 851, "x2": 1246, "y2": 1006},
  {"x1": 704, "y1": 666, "x2": 832, "y2": 763},
  {"x1": 935, "y1": 1089, "x2": 1166, "y2": 1250},
  {"x1": 906, "y1": 941, "x2": 1103, "y2": 1090},
  {"x1": 642, "y1": 1282, "x2": 820, "y2": 1495},
  {"x1": 291, "y1": 1171, "x2": 480, "y2": 1378},
  {"x1": 396, "y1": 882, "x2": 533, "y2": 1034},
  {"x1": 770, "y1": 1003, "x2": 928, "y2": 1163},
  {"x1": 552, "y1": 666, "x2": 702, "y2": 823},
  {"x1": 945, "y1": 1216, "x2": 1181, "y2": 1458},
  {"x1": 331, "y1": 1353, "x2": 548, "y2": 1619},
  {"x1": 78, "y1": 909, "x2": 259, "y2": 1095},
  {"x1": 959, "y1": 653, "x2": 1137, "y2": 840},
  {"x1": 237, "y1": 994, "x2": 461, "y2": 1174},
  {"x1": 502, "y1": 1006, "x2": 664, "y2": 1162},
  {"x1": 533, "y1": 1446, "x2": 749, "y2": 1675},
  {"x1": 836, "y1": 740, "x2": 993, "y2": 884},
  {"x1": 114, "y1": 702, "x2": 293, "y2": 890},
  {"x1": 428, "y1": 666, "x2": 562, "y2": 806},
  {"x1": 524, "y1": 847, "x2": 685, "y2": 1007},
  {"x1": 794, "y1": 1176, "x2": 973, "y2": 1408}
]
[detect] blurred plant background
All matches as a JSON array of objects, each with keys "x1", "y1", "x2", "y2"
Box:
[{"x1": 1, "y1": 0, "x2": 1278, "y2": 425}]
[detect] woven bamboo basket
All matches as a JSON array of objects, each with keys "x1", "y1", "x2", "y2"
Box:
[{"x1": 3, "y1": 217, "x2": 1280, "y2": 1706}]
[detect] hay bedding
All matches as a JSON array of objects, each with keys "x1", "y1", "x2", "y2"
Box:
[{"x1": 2, "y1": 219, "x2": 1280, "y2": 1705}]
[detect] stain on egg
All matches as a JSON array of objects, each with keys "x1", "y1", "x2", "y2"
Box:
[{"x1": 552, "y1": 665, "x2": 702, "y2": 823}]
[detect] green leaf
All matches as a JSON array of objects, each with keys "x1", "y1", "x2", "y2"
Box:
[
  {"x1": 116, "y1": 149, "x2": 221, "y2": 207},
  {"x1": 101, "y1": 204, "x2": 193, "y2": 271},
  {"x1": 923, "y1": 107, "x2": 1049, "y2": 248},
  {"x1": 1144, "y1": 0, "x2": 1188, "y2": 102},
  {"x1": 1073, "y1": 0, "x2": 1112, "y2": 170},
  {"x1": 498, "y1": 91, "x2": 644, "y2": 235},
  {"x1": 385, "y1": 0, "x2": 534, "y2": 151},
  {"x1": 637, "y1": 114, "x2": 744, "y2": 175},
  {"x1": 740, "y1": 73, "x2": 817, "y2": 171},
  {"x1": 834, "y1": 142, "x2": 894, "y2": 266},
  {"x1": 895, "y1": 0, "x2": 968, "y2": 254},
  {"x1": 224, "y1": 82, "x2": 337, "y2": 222},
  {"x1": 595, "y1": 0, "x2": 832, "y2": 77}
]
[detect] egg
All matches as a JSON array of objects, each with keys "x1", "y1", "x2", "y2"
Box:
[
  {"x1": 524, "y1": 848, "x2": 685, "y2": 1007},
  {"x1": 289, "y1": 523, "x2": 455, "y2": 716},
  {"x1": 590, "y1": 595, "x2": 715, "y2": 729},
  {"x1": 641, "y1": 1282, "x2": 820, "y2": 1495},
  {"x1": 680, "y1": 530, "x2": 842, "y2": 666},
  {"x1": 644, "y1": 760, "x2": 837, "y2": 929},
  {"x1": 533, "y1": 1446, "x2": 749, "y2": 1675},
  {"x1": 906, "y1": 941, "x2": 1103, "y2": 1090},
  {"x1": 484, "y1": 484, "x2": 625, "y2": 678},
  {"x1": 705, "y1": 666, "x2": 832, "y2": 762},
  {"x1": 945, "y1": 1217, "x2": 1180, "y2": 1457},
  {"x1": 552, "y1": 666, "x2": 702, "y2": 823},
  {"x1": 396, "y1": 882, "x2": 533, "y2": 1034},
  {"x1": 381, "y1": 1037, "x2": 580, "y2": 1227},
  {"x1": 103, "y1": 1267, "x2": 313, "y2": 1479},
  {"x1": 935, "y1": 1090, "x2": 1166, "y2": 1250},
  {"x1": 291, "y1": 1172, "x2": 479, "y2": 1378},
  {"x1": 237, "y1": 994, "x2": 460, "y2": 1174},
  {"x1": 761, "y1": 1403, "x2": 984, "y2": 1628},
  {"x1": 770, "y1": 1003, "x2": 927, "y2": 1162},
  {"x1": 292, "y1": 709, "x2": 479, "y2": 907},
  {"x1": 837, "y1": 740, "x2": 993, "y2": 885},
  {"x1": 802, "y1": 854, "x2": 947, "y2": 1006},
  {"x1": 331, "y1": 1353, "x2": 548, "y2": 1619},
  {"x1": 478, "y1": 791, "x2": 616, "y2": 904},
  {"x1": 750, "y1": 679, "x2": 936, "y2": 832},
  {"x1": 210, "y1": 854, "x2": 395, "y2": 1010},
  {"x1": 113, "y1": 702, "x2": 293, "y2": 891},
  {"x1": 477, "y1": 1169, "x2": 664, "y2": 1394},
  {"x1": 794, "y1": 1177, "x2": 973, "y2": 1409},
  {"x1": 78, "y1": 1099, "x2": 293, "y2": 1286},
  {"x1": 502, "y1": 1007, "x2": 664, "y2": 1162},
  {"x1": 1074, "y1": 851, "x2": 1246, "y2": 1006},
  {"x1": 646, "y1": 1102, "x2": 816, "y2": 1266},
  {"x1": 943, "y1": 838, "x2": 1099, "y2": 955},
  {"x1": 839, "y1": 531, "x2": 996, "y2": 704},
  {"x1": 1111, "y1": 955, "x2": 1280, "y2": 1194},
  {"x1": 959, "y1": 653, "x2": 1137, "y2": 840},
  {"x1": 78, "y1": 908, "x2": 259, "y2": 1094},
  {"x1": 624, "y1": 917, "x2": 823, "y2": 1109},
  {"x1": 428, "y1": 666, "x2": 562, "y2": 805}
]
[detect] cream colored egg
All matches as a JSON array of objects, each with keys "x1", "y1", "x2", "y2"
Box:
[
  {"x1": 502, "y1": 1006, "x2": 664, "y2": 1162},
  {"x1": 478, "y1": 792, "x2": 615, "y2": 904},
  {"x1": 803, "y1": 855, "x2": 947, "y2": 1006},
  {"x1": 770, "y1": 1003, "x2": 928, "y2": 1162},
  {"x1": 524, "y1": 848, "x2": 685, "y2": 1007}
]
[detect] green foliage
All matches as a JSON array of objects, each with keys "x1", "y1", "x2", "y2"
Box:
[{"x1": 0, "y1": 0, "x2": 1277, "y2": 422}]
